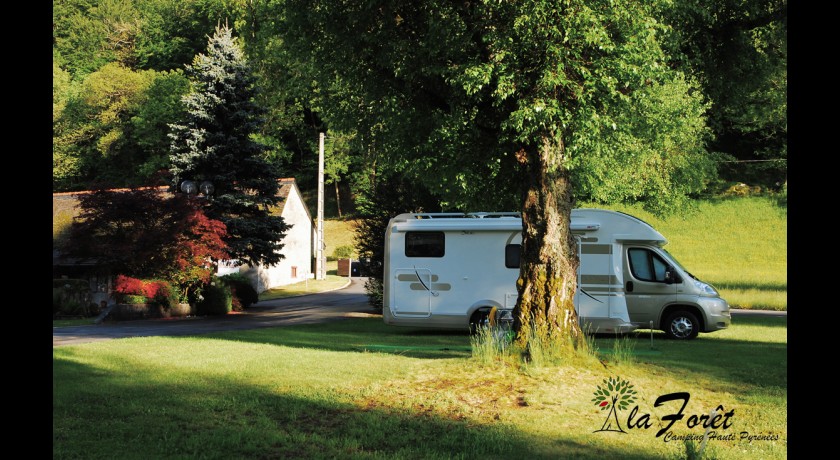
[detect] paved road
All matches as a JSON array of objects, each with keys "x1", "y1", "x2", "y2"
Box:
[{"x1": 53, "y1": 277, "x2": 377, "y2": 347}]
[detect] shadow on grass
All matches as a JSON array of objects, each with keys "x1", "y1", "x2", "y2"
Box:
[
  {"x1": 728, "y1": 315, "x2": 788, "y2": 328},
  {"x1": 205, "y1": 315, "x2": 787, "y2": 393},
  {"x1": 591, "y1": 319, "x2": 787, "y2": 390},
  {"x1": 53, "y1": 356, "x2": 665, "y2": 460},
  {"x1": 211, "y1": 318, "x2": 475, "y2": 359}
]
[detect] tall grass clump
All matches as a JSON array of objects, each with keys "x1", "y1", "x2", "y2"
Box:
[
  {"x1": 472, "y1": 322, "x2": 605, "y2": 371},
  {"x1": 511, "y1": 323, "x2": 601, "y2": 370},
  {"x1": 470, "y1": 324, "x2": 514, "y2": 365},
  {"x1": 607, "y1": 334, "x2": 636, "y2": 365},
  {"x1": 676, "y1": 438, "x2": 720, "y2": 460}
]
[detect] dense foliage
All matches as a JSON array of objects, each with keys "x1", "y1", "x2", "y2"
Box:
[
  {"x1": 54, "y1": 0, "x2": 786, "y2": 204},
  {"x1": 219, "y1": 272, "x2": 260, "y2": 310},
  {"x1": 660, "y1": 0, "x2": 787, "y2": 190},
  {"x1": 280, "y1": 0, "x2": 720, "y2": 348},
  {"x1": 197, "y1": 277, "x2": 233, "y2": 315},
  {"x1": 113, "y1": 275, "x2": 179, "y2": 309}
]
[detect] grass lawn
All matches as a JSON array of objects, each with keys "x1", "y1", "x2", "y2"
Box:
[{"x1": 54, "y1": 314, "x2": 786, "y2": 459}]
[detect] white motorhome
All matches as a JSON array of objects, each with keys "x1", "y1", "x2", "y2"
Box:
[{"x1": 382, "y1": 209, "x2": 731, "y2": 340}]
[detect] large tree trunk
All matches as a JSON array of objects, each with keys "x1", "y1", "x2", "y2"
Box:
[{"x1": 513, "y1": 134, "x2": 585, "y2": 353}]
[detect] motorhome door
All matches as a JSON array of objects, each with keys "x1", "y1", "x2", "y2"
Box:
[
  {"x1": 576, "y1": 242, "x2": 619, "y2": 326},
  {"x1": 390, "y1": 268, "x2": 434, "y2": 317},
  {"x1": 623, "y1": 246, "x2": 678, "y2": 326}
]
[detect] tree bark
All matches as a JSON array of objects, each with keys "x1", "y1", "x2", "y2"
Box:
[{"x1": 513, "y1": 134, "x2": 585, "y2": 353}]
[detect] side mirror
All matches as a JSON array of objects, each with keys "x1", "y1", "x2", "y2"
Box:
[{"x1": 664, "y1": 267, "x2": 681, "y2": 284}]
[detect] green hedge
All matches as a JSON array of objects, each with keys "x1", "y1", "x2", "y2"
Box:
[
  {"x1": 220, "y1": 273, "x2": 259, "y2": 309},
  {"x1": 197, "y1": 281, "x2": 232, "y2": 316}
]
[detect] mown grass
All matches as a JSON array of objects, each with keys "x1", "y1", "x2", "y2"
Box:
[
  {"x1": 54, "y1": 315, "x2": 786, "y2": 459},
  {"x1": 578, "y1": 196, "x2": 787, "y2": 310}
]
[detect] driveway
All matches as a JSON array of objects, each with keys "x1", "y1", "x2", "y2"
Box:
[{"x1": 53, "y1": 277, "x2": 378, "y2": 347}]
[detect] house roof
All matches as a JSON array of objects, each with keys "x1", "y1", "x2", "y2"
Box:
[{"x1": 272, "y1": 178, "x2": 314, "y2": 225}]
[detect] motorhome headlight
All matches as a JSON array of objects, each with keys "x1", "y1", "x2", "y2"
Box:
[{"x1": 693, "y1": 280, "x2": 718, "y2": 296}]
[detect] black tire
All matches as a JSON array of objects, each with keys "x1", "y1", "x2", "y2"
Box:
[
  {"x1": 469, "y1": 309, "x2": 491, "y2": 335},
  {"x1": 663, "y1": 310, "x2": 700, "y2": 340}
]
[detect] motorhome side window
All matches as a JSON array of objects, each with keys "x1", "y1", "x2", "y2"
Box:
[
  {"x1": 505, "y1": 244, "x2": 521, "y2": 268},
  {"x1": 405, "y1": 231, "x2": 445, "y2": 257},
  {"x1": 628, "y1": 248, "x2": 669, "y2": 282}
]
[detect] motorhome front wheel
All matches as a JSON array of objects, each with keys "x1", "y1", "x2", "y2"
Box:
[{"x1": 664, "y1": 311, "x2": 700, "y2": 340}]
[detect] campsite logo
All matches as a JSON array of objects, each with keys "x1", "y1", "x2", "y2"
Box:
[
  {"x1": 589, "y1": 377, "x2": 779, "y2": 445},
  {"x1": 591, "y1": 376, "x2": 638, "y2": 433}
]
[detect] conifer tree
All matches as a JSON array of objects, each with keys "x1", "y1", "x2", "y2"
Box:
[{"x1": 169, "y1": 23, "x2": 288, "y2": 267}]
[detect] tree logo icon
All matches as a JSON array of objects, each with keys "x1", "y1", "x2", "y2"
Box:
[{"x1": 592, "y1": 376, "x2": 638, "y2": 433}]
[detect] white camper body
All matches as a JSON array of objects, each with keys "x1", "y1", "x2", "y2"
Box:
[{"x1": 382, "y1": 209, "x2": 731, "y2": 340}]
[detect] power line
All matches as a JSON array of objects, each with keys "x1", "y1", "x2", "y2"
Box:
[{"x1": 716, "y1": 159, "x2": 786, "y2": 163}]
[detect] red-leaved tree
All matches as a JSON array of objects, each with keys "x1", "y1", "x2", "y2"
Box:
[
  {"x1": 62, "y1": 188, "x2": 229, "y2": 301},
  {"x1": 169, "y1": 208, "x2": 230, "y2": 300}
]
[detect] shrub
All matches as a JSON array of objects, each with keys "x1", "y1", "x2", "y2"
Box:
[
  {"x1": 53, "y1": 288, "x2": 64, "y2": 315},
  {"x1": 145, "y1": 280, "x2": 178, "y2": 310},
  {"x1": 775, "y1": 181, "x2": 787, "y2": 208},
  {"x1": 114, "y1": 275, "x2": 146, "y2": 302},
  {"x1": 52, "y1": 279, "x2": 90, "y2": 290},
  {"x1": 53, "y1": 279, "x2": 92, "y2": 316},
  {"x1": 333, "y1": 245, "x2": 354, "y2": 259},
  {"x1": 113, "y1": 275, "x2": 180, "y2": 308},
  {"x1": 722, "y1": 182, "x2": 762, "y2": 197},
  {"x1": 197, "y1": 280, "x2": 232, "y2": 316},
  {"x1": 219, "y1": 273, "x2": 259, "y2": 309},
  {"x1": 123, "y1": 294, "x2": 148, "y2": 304},
  {"x1": 60, "y1": 299, "x2": 84, "y2": 316}
]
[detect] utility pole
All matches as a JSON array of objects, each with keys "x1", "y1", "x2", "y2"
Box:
[{"x1": 315, "y1": 132, "x2": 326, "y2": 280}]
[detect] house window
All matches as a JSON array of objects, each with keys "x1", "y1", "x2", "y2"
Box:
[
  {"x1": 505, "y1": 244, "x2": 521, "y2": 269},
  {"x1": 405, "y1": 231, "x2": 445, "y2": 258},
  {"x1": 291, "y1": 266, "x2": 298, "y2": 278}
]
